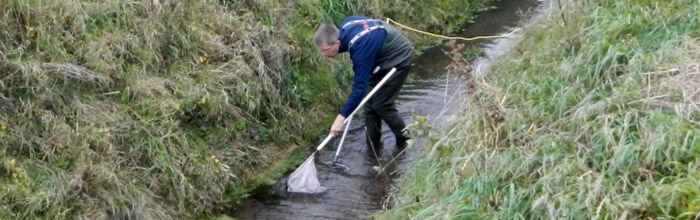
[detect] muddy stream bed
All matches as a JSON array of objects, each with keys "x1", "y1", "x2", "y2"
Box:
[{"x1": 232, "y1": 0, "x2": 544, "y2": 219}]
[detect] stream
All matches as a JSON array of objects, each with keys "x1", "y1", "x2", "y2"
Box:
[{"x1": 232, "y1": 0, "x2": 545, "y2": 219}]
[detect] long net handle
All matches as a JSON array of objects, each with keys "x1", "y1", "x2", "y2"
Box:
[
  {"x1": 333, "y1": 115, "x2": 353, "y2": 163},
  {"x1": 346, "y1": 67, "x2": 398, "y2": 120},
  {"x1": 315, "y1": 68, "x2": 398, "y2": 152}
]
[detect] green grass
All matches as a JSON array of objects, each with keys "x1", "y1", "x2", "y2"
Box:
[
  {"x1": 0, "y1": 0, "x2": 492, "y2": 219},
  {"x1": 379, "y1": 0, "x2": 700, "y2": 219}
]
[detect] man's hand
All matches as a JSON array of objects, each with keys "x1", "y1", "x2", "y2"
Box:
[{"x1": 330, "y1": 114, "x2": 346, "y2": 137}]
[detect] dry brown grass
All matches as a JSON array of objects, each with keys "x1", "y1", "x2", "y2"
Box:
[
  {"x1": 0, "y1": 0, "x2": 496, "y2": 218},
  {"x1": 642, "y1": 62, "x2": 700, "y2": 117}
]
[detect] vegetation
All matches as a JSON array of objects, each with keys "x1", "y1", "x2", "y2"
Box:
[
  {"x1": 0, "y1": 0, "x2": 491, "y2": 219},
  {"x1": 380, "y1": 0, "x2": 700, "y2": 219}
]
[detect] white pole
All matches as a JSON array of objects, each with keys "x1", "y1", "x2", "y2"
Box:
[
  {"x1": 313, "y1": 67, "x2": 398, "y2": 153},
  {"x1": 331, "y1": 68, "x2": 398, "y2": 162}
]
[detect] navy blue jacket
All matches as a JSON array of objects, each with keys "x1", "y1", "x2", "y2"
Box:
[{"x1": 337, "y1": 16, "x2": 387, "y2": 117}]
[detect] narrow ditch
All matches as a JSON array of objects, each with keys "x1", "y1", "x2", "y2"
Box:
[{"x1": 232, "y1": 0, "x2": 545, "y2": 219}]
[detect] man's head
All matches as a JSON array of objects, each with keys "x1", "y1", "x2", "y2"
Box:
[{"x1": 314, "y1": 24, "x2": 340, "y2": 58}]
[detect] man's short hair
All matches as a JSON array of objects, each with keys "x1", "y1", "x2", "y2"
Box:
[{"x1": 314, "y1": 24, "x2": 339, "y2": 46}]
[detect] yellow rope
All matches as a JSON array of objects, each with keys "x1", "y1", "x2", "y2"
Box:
[{"x1": 385, "y1": 18, "x2": 520, "y2": 41}]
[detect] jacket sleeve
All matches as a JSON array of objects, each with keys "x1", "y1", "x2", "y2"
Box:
[{"x1": 339, "y1": 30, "x2": 387, "y2": 117}]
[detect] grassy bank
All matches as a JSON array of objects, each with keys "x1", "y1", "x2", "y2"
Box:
[
  {"x1": 380, "y1": 0, "x2": 700, "y2": 219},
  {"x1": 0, "y1": 0, "x2": 490, "y2": 219}
]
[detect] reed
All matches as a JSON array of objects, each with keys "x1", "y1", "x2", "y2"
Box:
[
  {"x1": 0, "y1": 0, "x2": 491, "y2": 218},
  {"x1": 380, "y1": 0, "x2": 700, "y2": 219}
]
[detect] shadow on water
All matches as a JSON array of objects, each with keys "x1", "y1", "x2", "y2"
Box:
[{"x1": 232, "y1": 0, "x2": 545, "y2": 219}]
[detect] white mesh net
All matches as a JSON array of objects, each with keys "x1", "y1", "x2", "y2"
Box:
[{"x1": 287, "y1": 155, "x2": 327, "y2": 193}]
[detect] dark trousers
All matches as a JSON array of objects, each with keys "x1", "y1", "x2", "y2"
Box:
[{"x1": 364, "y1": 58, "x2": 412, "y2": 151}]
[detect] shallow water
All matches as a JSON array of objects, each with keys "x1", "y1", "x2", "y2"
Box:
[{"x1": 232, "y1": 0, "x2": 545, "y2": 219}]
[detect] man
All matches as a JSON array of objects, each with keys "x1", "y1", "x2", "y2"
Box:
[{"x1": 314, "y1": 15, "x2": 413, "y2": 156}]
